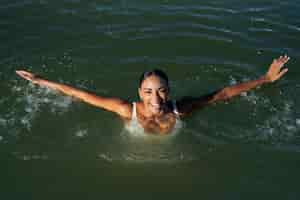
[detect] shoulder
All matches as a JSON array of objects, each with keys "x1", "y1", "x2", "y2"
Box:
[
  {"x1": 171, "y1": 100, "x2": 186, "y2": 117},
  {"x1": 116, "y1": 100, "x2": 133, "y2": 120}
]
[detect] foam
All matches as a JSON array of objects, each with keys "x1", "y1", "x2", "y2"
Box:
[
  {"x1": 93, "y1": 122, "x2": 202, "y2": 163},
  {"x1": 255, "y1": 101, "x2": 299, "y2": 144},
  {"x1": 8, "y1": 82, "x2": 73, "y2": 132},
  {"x1": 296, "y1": 119, "x2": 300, "y2": 126},
  {"x1": 124, "y1": 118, "x2": 184, "y2": 139},
  {"x1": 0, "y1": 118, "x2": 7, "y2": 127},
  {"x1": 13, "y1": 153, "x2": 49, "y2": 161},
  {"x1": 75, "y1": 129, "x2": 88, "y2": 138}
]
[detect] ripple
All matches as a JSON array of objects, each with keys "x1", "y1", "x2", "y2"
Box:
[
  {"x1": 58, "y1": 8, "x2": 78, "y2": 15},
  {"x1": 13, "y1": 152, "x2": 49, "y2": 161},
  {"x1": 64, "y1": 0, "x2": 81, "y2": 3},
  {"x1": 242, "y1": 6, "x2": 277, "y2": 13},
  {"x1": 0, "y1": 0, "x2": 33, "y2": 10},
  {"x1": 161, "y1": 5, "x2": 237, "y2": 14},
  {"x1": 251, "y1": 17, "x2": 300, "y2": 32},
  {"x1": 248, "y1": 28, "x2": 274, "y2": 32}
]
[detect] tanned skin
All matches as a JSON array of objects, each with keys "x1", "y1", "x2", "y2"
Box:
[{"x1": 16, "y1": 55, "x2": 289, "y2": 134}]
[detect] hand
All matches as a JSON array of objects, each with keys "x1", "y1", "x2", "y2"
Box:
[
  {"x1": 16, "y1": 70, "x2": 40, "y2": 84},
  {"x1": 265, "y1": 55, "x2": 289, "y2": 82}
]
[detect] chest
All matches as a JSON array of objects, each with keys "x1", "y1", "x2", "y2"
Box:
[{"x1": 137, "y1": 113, "x2": 177, "y2": 134}]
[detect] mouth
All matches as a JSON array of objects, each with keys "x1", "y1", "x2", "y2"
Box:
[{"x1": 149, "y1": 103, "x2": 163, "y2": 112}]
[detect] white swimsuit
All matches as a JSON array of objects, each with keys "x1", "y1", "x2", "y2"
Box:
[{"x1": 125, "y1": 101, "x2": 183, "y2": 135}]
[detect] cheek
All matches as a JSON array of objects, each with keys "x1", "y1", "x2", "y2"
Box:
[
  {"x1": 160, "y1": 93, "x2": 169, "y2": 100},
  {"x1": 139, "y1": 93, "x2": 149, "y2": 101}
]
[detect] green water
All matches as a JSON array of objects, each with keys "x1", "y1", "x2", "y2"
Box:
[{"x1": 1, "y1": 0, "x2": 300, "y2": 199}]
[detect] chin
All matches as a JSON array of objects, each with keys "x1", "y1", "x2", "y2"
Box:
[
  {"x1": 150, "y1": 107, "x2": 163, "y2": 115},
  {"x1": 146, "y1": 102, "x2": 166, "y2": 115},
  {"x1": 151, "y1": 110, "x2": 161, "y2": 115}
]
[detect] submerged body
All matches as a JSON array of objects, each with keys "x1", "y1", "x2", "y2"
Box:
[{"x1": 16, "y1": 55, "x2": 289, "y2": 135}]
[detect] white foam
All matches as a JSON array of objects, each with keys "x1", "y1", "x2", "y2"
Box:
[
  {"x1": 10, "y1": 82, "x2": 74, "y2": 131},
  {"x1": 296, "y1": 119, "x2": 300, "y2": 126},
  {"x1": 124, "y1": 119, "x2": 184, "y2": 139},
  {"x1": 20, "y1": 154, "x2": 48, "y2": 161},
  {"x1": 0, "y1": 118, "x2": 7, "y2": 126},
  {"x1": 257, "y1": 101, "x2": 299, "y2": 142},
  {"x1": 98, "y1": 153, "x2": 113, "y2": 162},
  {"x1": 75, "y1": 129, "x2": 88, "y2": 138}
]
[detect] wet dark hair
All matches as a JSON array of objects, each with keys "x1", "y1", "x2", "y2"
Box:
[{"x1": 139, "y1": 69, "x2": 169, "y2": 88}]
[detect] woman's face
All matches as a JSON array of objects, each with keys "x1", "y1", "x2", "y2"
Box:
[{"x1": 138, "y1": 75, "x2": 169, "y2": 115}]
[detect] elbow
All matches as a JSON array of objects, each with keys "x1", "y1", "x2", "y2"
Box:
[{"x1": 215, "y1": 88, "x2": 232, "y2": 101}]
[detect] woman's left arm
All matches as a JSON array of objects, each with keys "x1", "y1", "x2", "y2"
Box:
[{"x1": 176, "y1": 55, "x2": 290, "y2": 116}]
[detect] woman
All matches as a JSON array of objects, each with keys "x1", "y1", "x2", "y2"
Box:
[{"x1": 16, "y1": 55, "x2": 289, "y2": 135}]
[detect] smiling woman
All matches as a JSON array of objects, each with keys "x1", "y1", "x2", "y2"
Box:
[{"x1": 16, "y1": 55, "x2": 289, "y2": 135}]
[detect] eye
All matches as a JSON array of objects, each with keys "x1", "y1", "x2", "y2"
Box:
[{"x1": 159, "y1": 89, "x2": 167, "y2": 93}]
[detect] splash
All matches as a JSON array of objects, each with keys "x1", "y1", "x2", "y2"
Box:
[
  {"x1": 256, "y1": 101, "x2": 300, "y2": 144},
  {"x1": 2, "y1": 82, "x2": 73, "y2": 137}
]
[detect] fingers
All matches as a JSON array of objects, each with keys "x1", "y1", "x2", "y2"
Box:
[
  {"x1": 16, "y1": 70, "x2": 29, "y2": 78},
  {"x1": 276, "y1": 55, "x2": 289, "y2": 79},
  {"x1": 16, "y1": 70, "x2": 35, "y2": 81},
  {"x1": 272, "y1": 55, "x2": 290, "y2": 71},
  {"x1": 16, "y1": 70, "x2": 26, "y2": 76},
  {"x1": 278, "y1": 68, "x2": 288, "y2": 79},
  {"x1": 277, "y1": 55, "x2": 290, "y2": 64},
  {"x1": 16, "y1": 70, "x2": 30, "y2": 76},
  {"x1": 16, "y1": 70, "x2": 27, "y2": 78},
  {"x1": 267, "y1": 55, "x2": 290, "y2": 82},
  {"x1": 275, "y1": 55, "x2": 289, "y2": 61}
]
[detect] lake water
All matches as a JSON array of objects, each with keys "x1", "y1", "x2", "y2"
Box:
[{"x1": 1, "y1": 0, "x2": 300, "y2": 199}]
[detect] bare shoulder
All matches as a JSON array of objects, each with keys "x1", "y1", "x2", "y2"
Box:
[
  {"x1": 117, "y1": 100, "x2": 133, "y2": 120},
  {"x1": 175, "y1": 91, "x2": 219, "y2": 116}
]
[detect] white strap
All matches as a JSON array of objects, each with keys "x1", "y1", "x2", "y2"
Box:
[
  {"x1": 172, "y1": 101, "x2": 179, "y2": 116},
  {"x1": 132, "y1": 102, "x2": 137, "y2": 120}
]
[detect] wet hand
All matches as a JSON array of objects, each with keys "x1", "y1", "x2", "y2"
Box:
[
  {"x1": 265, "y1": 55, "x2": 290, "y2": 82},
  {"x1": 16, "y1": 70, "x2": 40, "y2": 84}
]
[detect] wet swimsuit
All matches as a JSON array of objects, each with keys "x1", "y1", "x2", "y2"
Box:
[{"x1": 125, "y1": 101, "x2": 183, "y2": 135}]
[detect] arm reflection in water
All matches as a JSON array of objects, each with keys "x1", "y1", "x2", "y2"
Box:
[{"x1": 16, "y1": 55, "x2": 290, "y2": 135}]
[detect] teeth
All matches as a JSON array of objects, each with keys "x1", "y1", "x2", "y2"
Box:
[{"x1": 151, "y1": 104, "x2": 160, "y2": 109}]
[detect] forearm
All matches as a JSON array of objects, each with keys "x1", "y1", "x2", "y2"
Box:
[
  {"x1": 38, "y1": 78, "x2": 88, "y2": 98},
  {"x1": 214, "y1": 76, "x2": 269, "y2": 101},
  {"x1": 177, "y1": 76, "x2": 269, "y2": 116},
  {"x1": 36, "y1": 78, "x2": 127, "y2": 114}
]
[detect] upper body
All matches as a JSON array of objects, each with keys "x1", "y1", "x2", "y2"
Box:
[
  {"x1": 16, "y1": 55, "x2": 290, "y2": 135},
  {"x1": 125, "y1": 101, "x2": 183, "y2": 135}
]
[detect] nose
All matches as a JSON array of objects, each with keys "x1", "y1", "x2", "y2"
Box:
[{"x1": 151, "y1": 92, "x2": 161, "y2": 104}]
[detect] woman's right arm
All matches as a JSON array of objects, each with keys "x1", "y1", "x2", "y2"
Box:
[{"x1": 16, "y1": 70, "x2": 132, "y2": 119}]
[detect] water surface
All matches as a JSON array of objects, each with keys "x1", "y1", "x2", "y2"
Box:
[{"x1": 1, "y1": 0, "x2": 300, "y2": 199}]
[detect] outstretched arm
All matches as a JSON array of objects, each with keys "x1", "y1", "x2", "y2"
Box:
[
  {"x1": 177, "y1": 55, "x2": 290, "y2": 116},
  {"x1": 16, "y1": 70, "x2": 132, "y2": 119}
]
